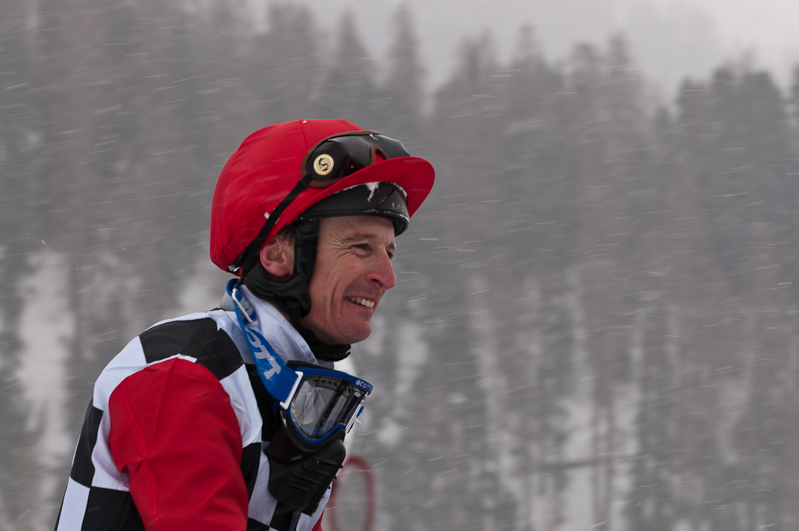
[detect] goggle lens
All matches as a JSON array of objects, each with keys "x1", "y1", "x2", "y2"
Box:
[
  {"x1": 304, "y1": 132, "x2": 410, "y2": 186},
  {"x1": 289, "y1": 373, "x2": 368, "y2": 441}
]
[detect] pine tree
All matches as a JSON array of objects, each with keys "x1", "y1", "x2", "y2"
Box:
[
  {"x1": 254, "y1": 3, "x2": 320, "y2": 123},
  {"x1": 381, "y1": 4, "x2": 424, "y2": 144},
  {"x1": 316, "y1": 11, "x2": 380, "y2": 127},
  {"x1": 0, "y1": 4, "x2": 42, "y2": 527}
]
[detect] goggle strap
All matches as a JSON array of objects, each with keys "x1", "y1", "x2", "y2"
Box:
[
  {"x1": 346, "y1": 404, "x2": 365, "y2": 433},
  {"x1": 230, "y1": 285, "x2": 255, "y2": 324},
  {"x1": 279, "y1": 370, "x2": 303, "y2": 410},
  {"x1": 370, "y1": 145, "x2": 389, "y2": 165},
  {"x1": 226, "y1": 279, "x2": 298, "y2": 407}
]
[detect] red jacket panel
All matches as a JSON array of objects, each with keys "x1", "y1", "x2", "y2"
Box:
[{"x1": 108, "y1": 358, "x2": 248, "y2": 531}]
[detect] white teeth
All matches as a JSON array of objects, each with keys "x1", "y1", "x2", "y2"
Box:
[{"x1": 347, "y1": 297, "x2": 375, "y2": 309}]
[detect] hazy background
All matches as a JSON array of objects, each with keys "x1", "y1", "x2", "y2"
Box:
[
  {"x1": 270, "y1": 0, "x2": 799, "y2": 96},
  {"x1": 3, "y1": 0, "x2": 799, "y2": 530}
]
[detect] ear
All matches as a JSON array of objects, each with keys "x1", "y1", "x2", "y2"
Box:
[{"x1": 259, "y1": 235, "x2": 294, "y2": 278}]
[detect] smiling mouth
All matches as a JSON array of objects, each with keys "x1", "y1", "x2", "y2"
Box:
[{"x1": 346, "y1": 297, "x2": 375, "y2": 309}]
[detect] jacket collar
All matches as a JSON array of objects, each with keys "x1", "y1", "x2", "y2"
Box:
[{"x1": 221, "y1": 284, "x2": 331, "y2": 368}]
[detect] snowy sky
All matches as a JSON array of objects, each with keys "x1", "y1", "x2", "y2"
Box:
[{"x1": 269, "y1": 0, "x2": 799, "y2": 95}]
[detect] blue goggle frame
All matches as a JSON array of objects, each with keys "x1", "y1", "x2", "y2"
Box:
[{"x1": 282, "y1": 363, "x2": 372, "y2": 446}]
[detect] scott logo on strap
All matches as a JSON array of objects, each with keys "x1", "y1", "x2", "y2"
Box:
[{"x1": 246, "y1": 328, "x2": 282, "y2": 379}]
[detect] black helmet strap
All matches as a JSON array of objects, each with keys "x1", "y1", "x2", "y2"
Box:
[
  {"x1": 233, "y1": 175, "x2": 312, "y2": 277},
  {"x1": 243, "y1": 218, "x2": 351, "y2": 362}
]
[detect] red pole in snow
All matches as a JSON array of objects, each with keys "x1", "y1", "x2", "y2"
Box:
[{"x1": 328, "y1": 455, "x2": 375, "y2": 531}]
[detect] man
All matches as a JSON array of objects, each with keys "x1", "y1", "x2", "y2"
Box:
[{"x1": 54, "y1": 119, "x2": 435, "y2": 531}]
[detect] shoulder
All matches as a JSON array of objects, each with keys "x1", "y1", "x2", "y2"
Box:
[
  {"x1": 93, "y1": 310, "x2": 246, "y2": 410},
  {"x1": 100, "y1": 310, "x2": 263, "y2": 447},
  {"x1": 138, "y1": 312, "x2": 243, "y2": 381}
]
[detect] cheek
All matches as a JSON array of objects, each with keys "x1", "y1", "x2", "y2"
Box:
[
  {"x1": 308, "y1": 255, "x2": 364, "y2": 312},
  {"x1": 320, "y1": 262, "x2": 356, "y2": 292},
  {"x1": 308, "y1": 276, "x2": 328, "y2": 309},
  {"x1": 308, "y1": 266, "x2": 341, "y2": 310}
]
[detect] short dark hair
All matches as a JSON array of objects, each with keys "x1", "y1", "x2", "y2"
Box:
[{"x1": 273, "y1": 223, "x2": 295, "y2": 246}]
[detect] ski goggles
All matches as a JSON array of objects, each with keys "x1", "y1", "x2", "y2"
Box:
[
  {"x1": 233, "y1": 131, "x2": 410, "y2": 277},
  {"x1": 302, "y1": 131, "x2": 411, "y2": 187},
  {"x1": 227, "y1": 279, "x2": 373, "y2": 447},
  {"x1": 281, "y1": 361, "x2": 373, "y2": 448}
]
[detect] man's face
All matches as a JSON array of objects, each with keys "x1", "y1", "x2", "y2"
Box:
[{"x1": 300, "y1": 215, "x2": 397, "y2": 345}]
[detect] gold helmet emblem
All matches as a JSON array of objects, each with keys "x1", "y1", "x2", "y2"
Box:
[{"x1": 313, "y1": 154, "x2": 335, "y2": 176}]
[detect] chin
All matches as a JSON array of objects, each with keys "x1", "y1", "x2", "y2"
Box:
[
  {"x1": 338, "y1": 325, "x2": 372, "y2": 345},
  {"x1": 314, "y1": 326, "x2": 371, "y2": 346}
]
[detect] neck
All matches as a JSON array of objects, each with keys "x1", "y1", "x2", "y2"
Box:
[{"x1": 243, "y1": 263, "x2": 351, "y2": 362}]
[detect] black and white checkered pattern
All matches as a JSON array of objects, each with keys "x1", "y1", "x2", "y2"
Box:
[{"x1": 54, "y1": 302, "x2": 329, "y2": 531}]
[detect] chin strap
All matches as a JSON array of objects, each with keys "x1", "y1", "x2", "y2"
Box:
[
  {"x1": 243, "y1": 219, "x2": 316, "y2": 321},
  {"x1": 293, "y1": 320, "x2": 351, "y2": 362},
  {"x1": 231, "y1": 175, "x2": 312, "y2": 276}
]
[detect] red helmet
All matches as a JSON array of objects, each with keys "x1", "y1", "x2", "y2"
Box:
[{"x1": 210, "y1": 119, "x2": 435, "y2": 274}]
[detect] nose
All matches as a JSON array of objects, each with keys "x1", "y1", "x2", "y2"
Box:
[{"x1": 368, "y1": 249, "x2": 396, "y2": 290}]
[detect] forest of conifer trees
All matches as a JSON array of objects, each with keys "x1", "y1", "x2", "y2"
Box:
[{"x1": 4, "y1": 1, "x2": 799, "y2": 530}]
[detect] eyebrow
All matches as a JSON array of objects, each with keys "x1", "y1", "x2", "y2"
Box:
[{"x1": 341, "y1": 233, "x2": 396, "y2": 252}]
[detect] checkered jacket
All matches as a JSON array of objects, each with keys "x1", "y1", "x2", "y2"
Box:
[{"x1": 54, "y1": 288, "x2": 329, "y2": 531}]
